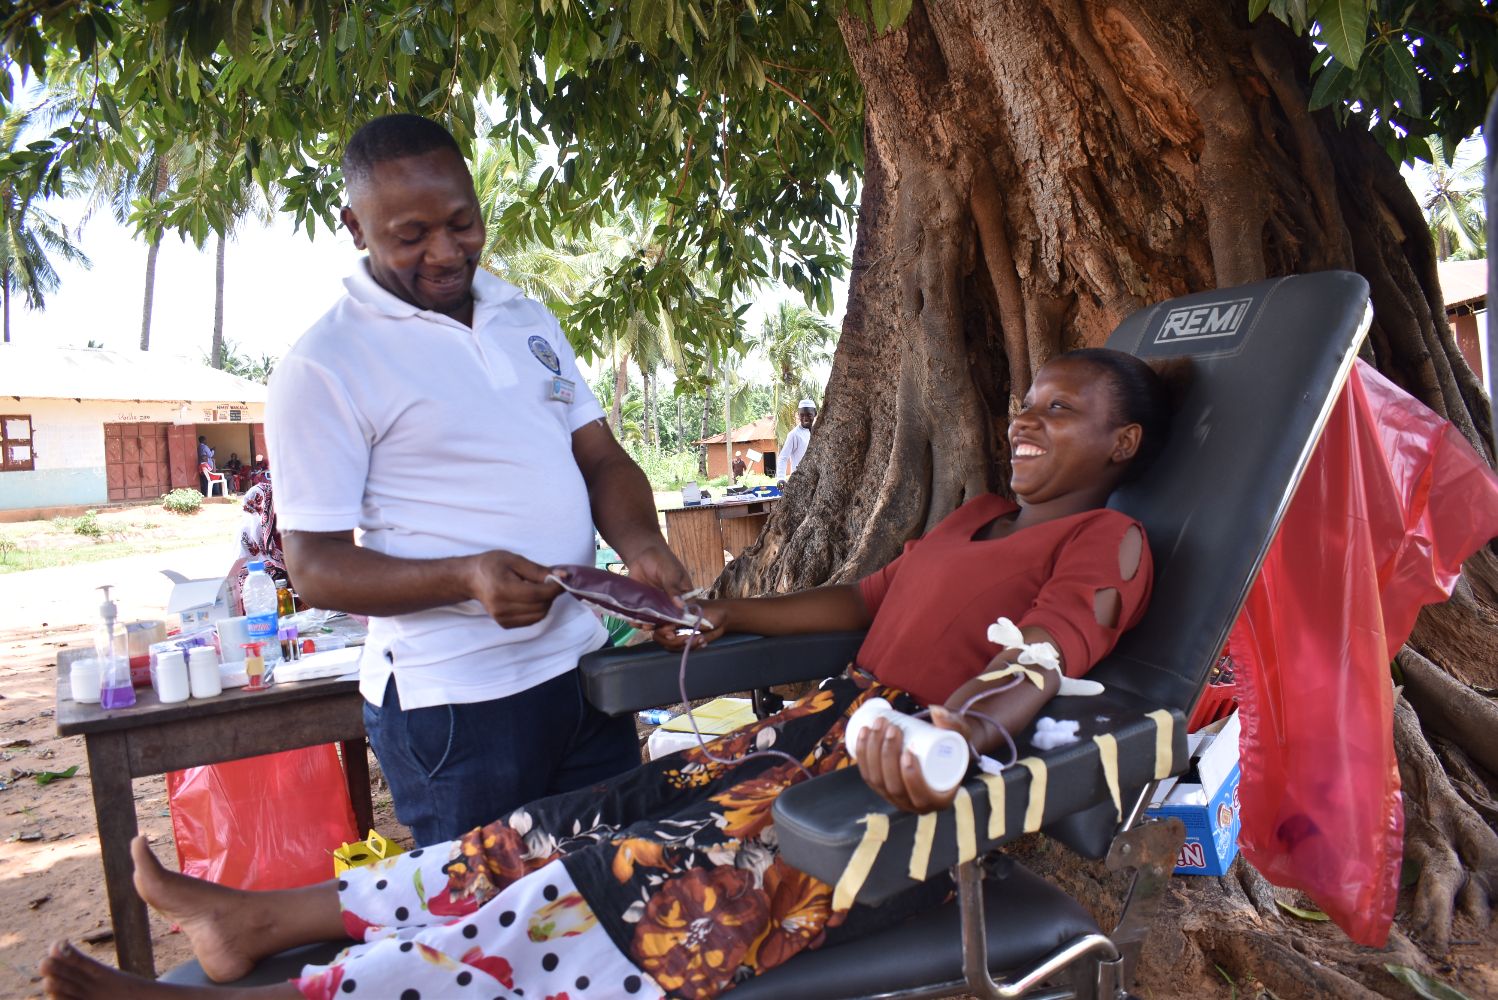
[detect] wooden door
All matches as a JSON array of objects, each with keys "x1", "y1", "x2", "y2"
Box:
[
  {"x1": 166, "y1": 424, "x2": 197, "y2": 489},
  {"x1": 104, "y1": 423, "x2": 170, "y2": 501}
]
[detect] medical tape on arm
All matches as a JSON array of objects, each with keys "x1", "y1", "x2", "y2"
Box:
[
  {"x1": 1017, "y1": 757, "x2": 1049, "y2": 832},
  {"x1": 1092, "y1": 733, "x2": 1122, "y2": 821},
  {"x1": 984, "y1": 617, "x2": 1103, "y2": 696},
  {"x1": 833, "y1": 813, "x2": 890, "y2": 911},
  {"x1": 1145, "y1": 709, "x2": 1175, "y2": 779}
]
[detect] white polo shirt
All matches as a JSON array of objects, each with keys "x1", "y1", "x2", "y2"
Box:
[{"x1": 267, "y1": 262, "x2": 607, "y2": 710}]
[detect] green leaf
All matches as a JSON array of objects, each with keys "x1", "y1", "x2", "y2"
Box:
[
  {"x1": 1307, "y1": 60, "x2": 1352, "y2": 111},
  {"x1": 1247, "y1": 0, "x2": 1272, "y2": 21},
  {"x1": 1381, "y1": 41, "x2": 1422, "y2": 116},
  {"x1": 1383, "y1": 965, "x2": 1472, "y2": 1000},
  {"x1": 1315, "y1": 0, "x2": 1369, "y2": 70},
  {"x1": 35, "y1": 765, "x2": 79, "y2": 786},
  {"x1": 1275, "y1": 899, "x2": 1330, "y2": 921}
]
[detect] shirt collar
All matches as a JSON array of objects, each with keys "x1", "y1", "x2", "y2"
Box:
[{"x1": 343, "y1": 259, "x2": 524, "y2": 323}]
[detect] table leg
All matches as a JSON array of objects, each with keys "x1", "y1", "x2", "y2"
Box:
[
  {"x1": 341, "y1": 738, "x2": 374, "y2": 836},
  {"x1": 84, "y1": 732, "x2": 155, "y2": 977}
]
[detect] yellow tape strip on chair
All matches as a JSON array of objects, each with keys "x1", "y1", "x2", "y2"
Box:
[
  {"x1": 1018, "y1": 757, "x2": 1048, "y2": 832},
  {"x1": 1146, "y1": 709, "x2": 1175, "y2": 779},
  {"x1": 954, "y1": 787, "x2": 978, "y2": 863},
  {"x1": 908, "y1": 812, "x2": 937, "y2": 881},
  {"x1": 833, "y1": 813, "x2": 890, "y2": 911},
  {"x1": 1092, "y1": 733, "x2": 1122, "y2": 820},
  {"x1": 979, "y1": 771, "x2": 1006, "y2": 840}
]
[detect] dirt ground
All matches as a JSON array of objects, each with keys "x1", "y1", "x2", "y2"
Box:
[{"x1": 0, "y1": 507, "x2": 410, "y2": 999}]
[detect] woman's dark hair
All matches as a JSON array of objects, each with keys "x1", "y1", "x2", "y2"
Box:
[
  {"x1": 1060, "y1": 348, "x2": 1178, "y2": 481},
  {"x1": 342, "y1": 114, "x2": 463, "y2": 189}
]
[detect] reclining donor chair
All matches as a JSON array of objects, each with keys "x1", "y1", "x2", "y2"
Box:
[
  {"x1": 581, "y1": 271, "x2": 1374, "y2": 999},
  {"x1": 162, "y1": 272, "x2": 1372, "y2": 997}
]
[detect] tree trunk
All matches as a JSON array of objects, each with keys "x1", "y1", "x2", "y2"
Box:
[
  {"x1": 723, "y1": 2, "x2": 1497, "y2": 993},
  {"x1": 3, "y1": 267, "x2": 10, "y2": 344},
  {"x1": 643, "y1": 368, "x2": 657, "y2": 447},
  {"x1": 139, "y1": 160, "x2": 169, "y2": 352},
  {"x1": 611, "y1": 351, "x2": 629, "y2": 436},
  {"x1": 698, "y1": 366, "x2": 714, "y2": 478},
  {"x1": 211, "y1": 231, "x2": 226, "y2": 368}
]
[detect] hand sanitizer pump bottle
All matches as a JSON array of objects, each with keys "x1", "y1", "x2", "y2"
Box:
[{"x1": 96, "y1": 585, "x2": 135, "y2": 709}]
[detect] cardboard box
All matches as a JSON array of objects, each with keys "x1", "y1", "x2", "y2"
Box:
[
  {"x1": 1146, "y1": 711, "x2": 1242, "y2": 875},
  {"x1": 646, "y1": 697, "x2": 757, "y2": 760},
  {"x1": 166, "y1": 575, "x2": 232, "y2": 630}
]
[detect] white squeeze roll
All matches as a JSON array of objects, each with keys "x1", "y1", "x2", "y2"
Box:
[{"x1": 846, "y1": 698, "x2": 971, "y2": 793}]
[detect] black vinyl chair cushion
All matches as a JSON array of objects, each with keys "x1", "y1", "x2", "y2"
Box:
[
  {"x1": 159, "y1": 940, "x2": 355, "y2": 987},
  {"x1": 732, "y1": 857, "x2": 1099, "y2": 999},
  {"x1": 775, "y1": 689, "x2": 1187, "y2": 904}
]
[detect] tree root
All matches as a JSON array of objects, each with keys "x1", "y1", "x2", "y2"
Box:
[{"x1": 1394, "y1": 694, "x2": 1498, "y2": 951}]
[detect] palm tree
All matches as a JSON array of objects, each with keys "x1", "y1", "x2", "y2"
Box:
[
  {"x1": 1418, "y1": 137, "x2": 1486, "y2": 262},
  {"x1": 750, "y1": 302, "x2": 837, "y2": 437},
  {"x1": 0, "y1": 107, "x2": 91, "y2": 342},
  {"x1": 471, "y1": 144, "x2": 596, "y2": 306}
]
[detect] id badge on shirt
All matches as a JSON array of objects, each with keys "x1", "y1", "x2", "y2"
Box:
[{"x1": 548, "y1": 376, "x2": 576, "y2": 404}]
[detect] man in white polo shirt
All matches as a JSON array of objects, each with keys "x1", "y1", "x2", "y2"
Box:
[
  {"x1": 267, "y1": 115, "x2": 691, "y2": 845},
  {"x1": 778, "y1": 398, "x2": 817, "y2": 479}
]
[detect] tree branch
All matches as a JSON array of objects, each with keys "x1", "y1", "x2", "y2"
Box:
[{"x1": 765, "y1": 76, "x2": 833, "y2": 134}]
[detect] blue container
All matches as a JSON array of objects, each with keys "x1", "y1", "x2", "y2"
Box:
[{"x1": 637, "y1": 708, "x2": 675, "y2": 726}]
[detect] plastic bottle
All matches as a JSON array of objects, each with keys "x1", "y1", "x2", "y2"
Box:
[
  {"x1": 276, "y1": 584, "x2": 295, "y2": 618},
  {"x1": 96, "y1": 585, "x2": 135, "y2": 709},
  {"x1": 845, "y1": 697, "x2": 971, "y2": 793},
  {"x1": 243, "y1": 561, "x2": 282, "y2": 665},
  {"x1": 155, "y1": 649, "x2": 191, "y2": 704}
]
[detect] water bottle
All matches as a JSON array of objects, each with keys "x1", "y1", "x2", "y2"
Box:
[{"x1": 243, "y1": 561, "x2": 282, "y2": 665}]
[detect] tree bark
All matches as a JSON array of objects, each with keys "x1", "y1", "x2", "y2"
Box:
[
  {"x1": 211, "y1": 231, "x2": 226, "y2": 368},
  {"x1": 3, "y1": 267, "x2": 10, "y2": 344},
  {"x1": 721, "y1": 1, "x2": 1497, "y2": 992}
]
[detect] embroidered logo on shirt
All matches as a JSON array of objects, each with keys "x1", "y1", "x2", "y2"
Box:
[{"x1": 528, "y1": 336, "x2": 562, "y2": 374}]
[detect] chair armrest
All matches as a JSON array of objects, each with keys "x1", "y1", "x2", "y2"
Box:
[
  {"x1": 579, "y1": 631, "x2": 866, "y2": 717},
  {"x1": 772, "y1": 695, "x2": 1188, "y2": 906}
]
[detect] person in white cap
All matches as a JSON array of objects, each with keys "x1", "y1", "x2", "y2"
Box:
[{"x1": 779, "y1": 398, "x2": 817, "y2": 479}]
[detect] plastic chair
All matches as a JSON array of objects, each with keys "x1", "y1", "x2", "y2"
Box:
[
  {"x1": 200, "y1": 463, "x2": 229, "y2": 498},
  {"x1": 162, "y1": 272, "x2": 1374, "y2": 995}
]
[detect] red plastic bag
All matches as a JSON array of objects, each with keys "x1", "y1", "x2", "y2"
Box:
[
  {"x1": 166, "y1": 745, "x2": 359, "y2": 891},
  {"x1": 1233, "y1": 361, "x2": 1498, "y2": 946}
]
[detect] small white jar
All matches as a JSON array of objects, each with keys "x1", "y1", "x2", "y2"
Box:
[
  {"x1": 155, "y1": 649, "x2": 191, "y2": 704},
  {"x1": 187, "y1": 646, "x2": 223, "y2": 699},
  {"x1": 69, "y1": 657, "x2": 102, "y2": 703}
]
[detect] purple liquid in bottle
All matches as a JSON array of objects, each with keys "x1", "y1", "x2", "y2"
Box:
[{"x1": 100, "y1": 683, "x2": 136, "y2": 709}]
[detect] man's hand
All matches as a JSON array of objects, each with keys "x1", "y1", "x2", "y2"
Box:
[
  {"x1": 624, "y1": 541, "x2": 693, "y2": 598},
  {"x1": 464, "y1": 550, "x2": 565, "y2": 628},
  {"x1": 855, "y1": 707, "x2": 974, "y2": 813}
]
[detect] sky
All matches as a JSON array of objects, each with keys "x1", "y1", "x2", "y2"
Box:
[{"x1": 6, "y1": 194, "x2": 847, "y2": 386}]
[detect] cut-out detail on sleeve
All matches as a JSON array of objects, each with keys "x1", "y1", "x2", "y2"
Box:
[
  {"x1": 1094, "y1": 587, "x2": 1122, "y2": 629},
  {"x1": 1118, "y1": 525, "x2": 1143, "y2": 581}
]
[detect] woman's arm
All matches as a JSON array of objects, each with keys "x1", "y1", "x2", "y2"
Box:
[
  {"x1": 858, "y1": 625, "x2": 1063, "y2": 813},
  {"x1": 650, "y1": 584, "x2": 872, "y2": 650}
]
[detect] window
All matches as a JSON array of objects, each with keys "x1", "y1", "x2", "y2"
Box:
[{"x1": 1, "y1": 415, "x2": 35, "y2": 472}]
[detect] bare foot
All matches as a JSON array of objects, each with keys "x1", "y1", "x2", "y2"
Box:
[
  {"x1": 131, "y1": 836, "x2": 263, "y2": 983},
  {"x1": 39, "y1": 940, "x2": 291, "y2": 999}
]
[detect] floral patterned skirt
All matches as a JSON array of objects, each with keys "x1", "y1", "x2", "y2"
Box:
[{"x1": 301, "y1": 674, "x2": 950, "y2": 1000}]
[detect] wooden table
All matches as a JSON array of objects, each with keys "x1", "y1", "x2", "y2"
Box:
[
  {"x1": 661, "y1": 497, "x2": 778, "y2": 589},
  {"x1": 55, "y1": 648, "x2": 372, "y2": 977}
]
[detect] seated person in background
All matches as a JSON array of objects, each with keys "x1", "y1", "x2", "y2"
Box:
[
  {"x1": 41, "y1": 348, "x2": 1172, "y2": 1000},
  {"x1": 223, "y1": 453, "x2": 245, "y2": 491},
  {"x1": 247, "y1": 453, "x2": 270, "y2": 488}
]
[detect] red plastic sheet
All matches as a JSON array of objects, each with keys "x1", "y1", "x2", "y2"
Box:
[
  {"x1": 166, "y1": 745, "x2": 359, "y2": 892},
  {"x1": 1232, "y1": 360, "x2": 1498, "y2": 946}
]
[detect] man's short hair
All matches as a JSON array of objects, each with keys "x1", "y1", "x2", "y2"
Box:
[{"x1": 342, "y1": 114, "x2": 462, "y2": 189}]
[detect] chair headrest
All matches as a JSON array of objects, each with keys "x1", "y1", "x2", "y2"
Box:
[{"x1": 1094, "y1": 272, "x2": 1371, "y2": 709}]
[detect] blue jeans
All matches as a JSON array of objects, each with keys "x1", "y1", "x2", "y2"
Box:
[{"x1": 364, "y1": 666, "x2": 640, "y2": 846}]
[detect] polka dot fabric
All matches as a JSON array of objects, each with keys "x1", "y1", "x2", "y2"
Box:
[{"x1": 293, "y1": 856, "x2": 662, "y2": 999}]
